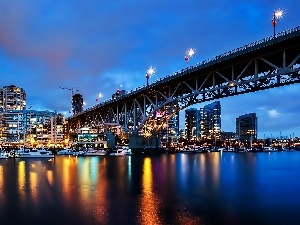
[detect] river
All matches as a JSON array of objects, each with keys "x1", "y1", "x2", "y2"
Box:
[{"x1": 0, "y1": 151, "x2": 299, "y2": 225}]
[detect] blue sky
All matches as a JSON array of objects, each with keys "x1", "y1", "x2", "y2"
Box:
[{"x1": 0, "y1": 0, "x2": 299, "y2": 138}]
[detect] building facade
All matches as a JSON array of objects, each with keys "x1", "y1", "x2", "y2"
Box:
[
  {"x1": 0, "y1": 109, "x2": 66, "y2": 147},
  {"x1": 25, "y1": 110, "x2": 67, "y2": 147},
  {"x1": 185, "y1": 108, "x2": 201, "y2": 141},
  {"x1": 0, "y1": 85, "x2": 26, "y2": 111},
  {"x1": 159, "y1": 106, "x2": 179, "y2": 146},
  {"x1": 72, "y1": 93, "x2": 84, "y2": 114},
  {"x1": 0, "y1": 110, "x2": 25, "y2": 144},
  {"x1": 200, "y1": 101, "x2": 221, "y2": 142},
  {"x1": 236, "y1": 113, "x2": 257, "y2": 145}
]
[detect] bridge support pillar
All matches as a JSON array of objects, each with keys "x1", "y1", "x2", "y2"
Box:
[{"x1": 129, "y1": 134, "x2": 164, "y2": 154}]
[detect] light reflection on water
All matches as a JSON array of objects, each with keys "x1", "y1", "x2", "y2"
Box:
[
  {"x1": 139, "y1": 157, "x2": 161, "y2": 224},
  {"x1": 0, "y1": 152, "x2": 299, "y2": 225}
]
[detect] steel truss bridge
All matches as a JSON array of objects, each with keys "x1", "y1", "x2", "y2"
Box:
[{"x1": 67, "y1": 26, "x2": 300, "y2": 136}]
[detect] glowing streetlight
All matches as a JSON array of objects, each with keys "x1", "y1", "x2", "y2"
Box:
[
  {"x1": 272, "y1": 9, "x2": 284, "y2": 37},
  {"x1": 96, "y1": 92, "x2": 103, "y2": 102},
  {"x1": 185, "y1": 48, "x2": 196, "y2": 63},
  {"x1": 146, "y1": 66, "x2": 156, "y2": 86}
]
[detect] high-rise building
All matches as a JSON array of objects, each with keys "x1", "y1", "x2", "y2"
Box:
[
  {"x1": 236, "y1": 113, "x2": 257, "y2": 144},
  {"x1": 0, "y1": 109, "x2": 66, "y2": 147},
  {"x1": 200, "y1": 101, "x2": 221, "y2": 141},
  {"x1": 1, "y1": 110, "x2": 25, "y2": 144},
  {"x1": 72, "y1": 94, "x2": 83, "y2": 114},
  {"x1": 49, "y1": 113, "x2": 65, "y2": 147},
  {"x1": 0, "y1": 85, "x2": 26, "y2": 111},
  {"x1": 24, "y1": 110, "x2": 66, "y2": 147},
  {"x1": 159, "y1": 106, "x2": 179, "y2": 146},
  {"x1": 185, "y1": 108, "x2": 201, "y2": 141},
  {"x1": 0, "y1": 85, "x2": 67, "y2": 146}
]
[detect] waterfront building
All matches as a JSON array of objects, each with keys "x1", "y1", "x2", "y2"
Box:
[
  {"x1": 159, "y1": 106, "x2": 179, "y2": 146},
  {"x1": 1, "y1": 110, "x2": 25, "y2": 144},
  {"x1": 70, "y1": 127, "x2": 113, "y2": 149},
  {"x1": 236, "y1": 113, "x2": 257, "y2": 145},
  {"x1": 49, "y1": 113, "x2": 65, "y2": 147},
  {"x1": 72, "y1": 93, "x2": 84, "y2": 114},
  {"x1": 200, "y1": 101, "x2": 221, "y2": 142},
  {"x1": 0, "y1": 85, "x2": 27, "y2": 145},
  {"x1": 0, "y1": 109, "x2": 65, "y2": 147},
  {"x1": 185, "y1": 108, "x2": 201, "y2": 141},
  {"x1": 0, "y1": 85, "x2": 26, "y2": 111},
  {"x1": 0, "y1": 85, "x2": 68, "y2": 147},
  {"x1": 24, "y1": 110, "x2": 57, "y2": 147},
  {"x1": 220, "y1": 131, "x2": 237, "y2": 147}
]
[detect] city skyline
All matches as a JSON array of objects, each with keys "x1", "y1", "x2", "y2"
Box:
[{"x1": 0, "y1": 1, "x2": 300, "y2": 138}]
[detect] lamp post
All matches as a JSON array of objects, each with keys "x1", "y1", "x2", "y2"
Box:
[
  {"x1": 146, "y1": 73, "x2": 149, "y2": 86},
  {"x1": 96, "y1": 92, "x2": 103, "y2": 102},
  {"x1": 272, "y1": 9, "x2": 283, "y2": 37},
  {"x1": 185, "y1": 48, "x2": 196, "y2": 64},
  {"x1": 146, "y1": 66, "x2": 156, "y2": 86}
]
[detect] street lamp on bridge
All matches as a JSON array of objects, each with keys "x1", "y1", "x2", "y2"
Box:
[
  {"x1": 96, "y1": 92, "x2": 103, "y2": 102},
  {"x1": 146, "y1": 66, "x2": 156, "y2": 86},
  {"x1": 185, "y1": 48, "x2": 196, "y2": 63},
  {"x1": 272, "y1": 9, "x2": 284, "y2": 37}
]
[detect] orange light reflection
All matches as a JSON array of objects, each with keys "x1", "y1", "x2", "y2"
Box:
[
  {"x1": 47, "y1": 170, "x2": 53, "y2": 186},
  {"x1": 18, "y1": 161, "x2": 26, "y2": 199},
  {"x1": 29, "y1": 170, "x2": 38, "y2": 203},
  {"x1": 211, "y1": 153, "x2": 220, "y2": 187},
  {"x1": 140, "y1": 157, "x2": 162, "y2": 225}
]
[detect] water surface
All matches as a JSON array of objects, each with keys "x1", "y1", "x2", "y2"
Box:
[{"x1": 0, "y1": 152, "x2": 299, "y2": 225}]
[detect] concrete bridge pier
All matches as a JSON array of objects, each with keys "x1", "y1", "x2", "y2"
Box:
[{"x1": 129, "y1": 134, "x2": 165, "y2": 154}]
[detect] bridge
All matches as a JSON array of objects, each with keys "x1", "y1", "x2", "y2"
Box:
[{"x1": 67, "y1": 26, "x2": 300, "y2": 139}]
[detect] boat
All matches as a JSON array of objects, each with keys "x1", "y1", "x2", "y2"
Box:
[
  {"x1": 57, "y1": 148, "x2": 75, "y2": 155},
  {"x1": 16, "y1": 148, "x2": 54, "y2": 158},
  {"x1": 109, "y1": 146, "x2": 132, "y2": 156},
  {"x1": 109, "y1": 149, "x2": 126, "y2": 156},
  {"x1": 73, "y1": 149, "x2": 85, "y2": 156},
  {"x1": 263, "y1": 146, "x2": 277, "y2": 152},
  {"x1": 195, "y1": 147, "x2": 204, "y2": 153},
  {"x1": 0, "y1": 151, "x2": 9, "y2": 159},
  {"x1": 120, "y1": 146, "x2": 132, "y2": 155},
  {"x1": 81, "y1": 148, "x2": 107, "y2": 156},
  {"x1": 180, "y1": 147, "x2": 196, "y2": 153}
]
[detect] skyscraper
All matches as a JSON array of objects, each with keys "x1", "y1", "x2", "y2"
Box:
[
  {"x1": 185, "y1": 108, "x2": 201, "y2": 141},
  {"x1": 0, "y1": 85, "x2": 26, "y2": 111},
  {"x1": 0, "y1": 85, "x2": 26, "y2": 144},
  {"x1": 200, "y1": 101, "x2": 221, "y2": 141},
  {"x1": 236, "y1": 113, "x2": 257, "y2": 144},
  {"x1": 72, "y1": 93, "x2": 83, "y2": 114},
  {"x1": 159, "y1": 106, "x2": 179, "y2": 146}
]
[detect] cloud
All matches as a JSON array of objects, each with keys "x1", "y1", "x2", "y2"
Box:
[{"x1": 268, "y1": 109, "x2": 280, "y2": 118}]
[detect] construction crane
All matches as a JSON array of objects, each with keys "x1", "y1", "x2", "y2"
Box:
[{"x1": 59, "y1": 87, "x2": 79, "y2": 114}]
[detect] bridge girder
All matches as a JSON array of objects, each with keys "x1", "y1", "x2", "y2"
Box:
[{"x1": 67, "y1": 27, "x2": 300, "y2": 136}]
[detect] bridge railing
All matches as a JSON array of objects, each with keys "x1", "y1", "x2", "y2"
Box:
[{"x1": 164, "y1": 26, "x2": 300, "y2": 81}]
